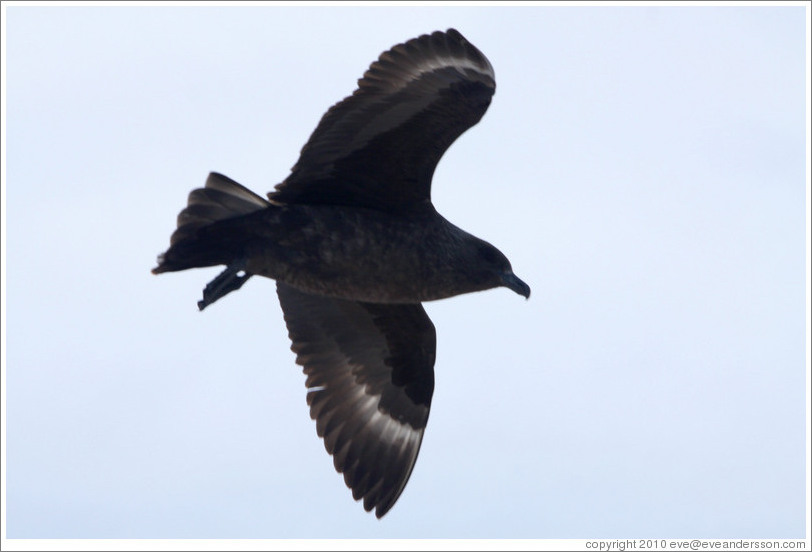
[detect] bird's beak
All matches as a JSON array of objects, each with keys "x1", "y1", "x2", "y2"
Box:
[{"x1": 501, "y1": 271, "x2": 530, "y2": 299}]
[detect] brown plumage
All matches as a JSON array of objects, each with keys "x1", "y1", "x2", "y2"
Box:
[{"x1": 153, "y1": 28, "x2": 529, "y2": 518}]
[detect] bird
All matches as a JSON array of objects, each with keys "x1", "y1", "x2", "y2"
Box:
[{"x1": 152, "y1": 28, "x2": 530, "y2": 518}]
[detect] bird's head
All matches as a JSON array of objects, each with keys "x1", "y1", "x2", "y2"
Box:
[{"x1": 470, "y1": 240, "x2": 530, "y2": 299}]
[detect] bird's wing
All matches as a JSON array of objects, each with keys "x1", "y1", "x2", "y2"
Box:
[
  {"x1": 269, "y1": 28, "x2": 495, "y2": 213},
  {"x1": 276, "y1": 282, "x2": 436, "y2": 518}
]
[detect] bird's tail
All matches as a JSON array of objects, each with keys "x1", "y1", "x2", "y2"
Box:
[{"x1": 151, "y1": 172, "x2": 270, "y2": 275}]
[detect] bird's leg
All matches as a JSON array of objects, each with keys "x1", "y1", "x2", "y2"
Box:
[{"x1": 198, "y1": 260, "x2": 253, "y2": 311}]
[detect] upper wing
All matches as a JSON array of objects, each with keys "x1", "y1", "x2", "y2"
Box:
[
  {"x1": 276, "y1": 282, "x2": 436, "y2": 518},
  {"x1": 269, "y1": 28, "x2": 495, "y2": 213}
]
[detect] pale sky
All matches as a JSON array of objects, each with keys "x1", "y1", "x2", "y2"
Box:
[{"x1": 3, "y1": 3, "x2": 809, "y2": 541}]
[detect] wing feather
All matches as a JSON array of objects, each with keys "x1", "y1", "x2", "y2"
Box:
[
  {"x1": 276, "y1": 282, "x2": 436, "y2": 518},
  {"x1": 270, "y1": 29, "x2": 495, "y2": 213}
]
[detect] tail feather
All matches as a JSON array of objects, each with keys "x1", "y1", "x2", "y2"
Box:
[
  {"x1": 170, "y1": 172, "x2": 270, "y2": 245},
  {"x1": 152, "y1": 172, "x2": 270, "y2": 274}
]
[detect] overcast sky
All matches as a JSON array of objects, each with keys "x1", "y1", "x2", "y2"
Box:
[{"x1": 3, "y1": 3, "x2": 809, "y2": 541}]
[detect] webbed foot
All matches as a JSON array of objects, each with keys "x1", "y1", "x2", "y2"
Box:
[{"x1": 198, "y1": 261, "x2": 253, "y2": 311}]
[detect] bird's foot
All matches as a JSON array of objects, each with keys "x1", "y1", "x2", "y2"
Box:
[{"x1": 198, "y1": 261, "x2": 252, "y2": 311}]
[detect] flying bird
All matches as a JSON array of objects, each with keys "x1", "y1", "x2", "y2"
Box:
[{"x1": 153, "y1": 28, "x2": 530, "y2": 518}]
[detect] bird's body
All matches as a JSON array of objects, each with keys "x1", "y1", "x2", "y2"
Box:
[
  {"x1": 153, "y1": 28, "x2": 529, "y2": 518},
  {"x1": 160, "y1": 198, "x2": 515, "y2": 303}
]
